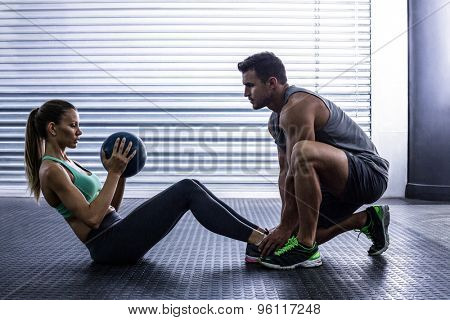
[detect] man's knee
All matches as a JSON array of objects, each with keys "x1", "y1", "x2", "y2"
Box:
[{"x1": 291, "y1": 140, "x2": 318, "y2": 172}]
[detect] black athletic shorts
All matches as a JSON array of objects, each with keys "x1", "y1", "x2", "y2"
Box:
[{"x1": 317, "y1": 151, "x2": 388, "y2": 229}]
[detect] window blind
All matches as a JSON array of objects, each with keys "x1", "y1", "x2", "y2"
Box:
[{"x1": 0, "y1": 0, "x2": 371, "y2": 197}]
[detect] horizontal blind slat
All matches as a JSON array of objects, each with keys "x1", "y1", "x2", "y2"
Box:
[{"x1": 0, "y1": 0, "x2": 371, "y2": 195}]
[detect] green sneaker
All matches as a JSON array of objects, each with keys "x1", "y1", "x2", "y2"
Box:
[
  {"x1": 356, "y1": 205, "x2": 390, "y2": 256},
  {"x1": 259, "y1": 237, "x2": 322, "y2": 270}
]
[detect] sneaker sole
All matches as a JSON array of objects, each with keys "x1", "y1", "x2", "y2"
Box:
[
  {"x1": 369, "y1": 245, "x2": 389, "y2": 256},
  {"x1": 245, "y1": 255, "x2": 260, "y2": 263},
  {"x1": 369, "y1": 205, "x2": 390, "y2": 256},
  {"x1": 259, "y1": 257, "x2": 323, "y2": 270}
]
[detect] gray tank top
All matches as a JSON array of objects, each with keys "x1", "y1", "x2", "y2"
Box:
[{"x1": 269, "y1": 86, "x2": 389, "y2": 179}]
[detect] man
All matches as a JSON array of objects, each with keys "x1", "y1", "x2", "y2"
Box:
[{"x1": 238, "y1": 52, "x2": 390, "y2": 270}]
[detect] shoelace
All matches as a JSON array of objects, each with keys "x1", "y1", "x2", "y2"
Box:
[
  {"x1": 275, "y1": 237, "x2": 299, "y2": 256},
  {"x1": 355, "y1": 221, "x2": 373, "y2": 241}
]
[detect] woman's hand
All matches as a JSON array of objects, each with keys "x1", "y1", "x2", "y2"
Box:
[{"x1": 101, "y1": 137, "x2": 136, "y2": 176}]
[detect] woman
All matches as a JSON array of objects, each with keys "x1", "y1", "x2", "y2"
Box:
[{"x1": 25, "y1": 100, "x2": 267, "y2": 265}]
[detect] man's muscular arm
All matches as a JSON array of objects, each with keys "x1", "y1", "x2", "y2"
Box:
[
  {"x1": 260, "y1": 94, "x2": 317, "y2": 256},
  {"x1": 277, "y1": 147, "x2": 288, "y2": 214}
]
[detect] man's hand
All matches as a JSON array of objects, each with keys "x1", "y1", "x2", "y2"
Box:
[{"x1": 259, "y1": 225, "x2": 293, "y2": 257}]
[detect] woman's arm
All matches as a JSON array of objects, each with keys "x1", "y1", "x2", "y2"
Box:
[
  {"x1": 44, "y1": 164, "x2": 121, "y2": 229},
  {"x1": 111, "y1": 177, "x2": 126, "y2": 212},
  {"x1": 45, "y1": 137, "x2": 135, "y2": 228}
]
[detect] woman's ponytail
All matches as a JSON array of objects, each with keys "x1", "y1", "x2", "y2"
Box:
[
  {"x1": 24, "y1": 108, "x2": 44, "y2": 201},
  {"x1": 23, "y1": 100, "x2": 76, "y2": 201}
]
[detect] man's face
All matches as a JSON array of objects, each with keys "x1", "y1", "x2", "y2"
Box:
[{"x1": 242, "y1": 69, "x2": 272, "y2": 110}]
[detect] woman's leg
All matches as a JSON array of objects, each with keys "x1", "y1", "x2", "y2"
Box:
[
  {"x1": 91, "y1": 179, "x2": 264, "y2": 264},
  {"x1": 191, "y1": 179, "x2": 260, "y2": 230}
]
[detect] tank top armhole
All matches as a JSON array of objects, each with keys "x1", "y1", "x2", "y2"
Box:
[{"x1": 42, "y1": 156, "x2": 79, "y2": 185}]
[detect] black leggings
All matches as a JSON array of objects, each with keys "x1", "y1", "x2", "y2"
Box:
[{"x1": 85, "y1": 179, "x2": 259, "y2": 264}]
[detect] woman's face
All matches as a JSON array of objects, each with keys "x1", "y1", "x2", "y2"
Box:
[{"x1": 52, "y1": 109, "x2": 83, "y2": 149}]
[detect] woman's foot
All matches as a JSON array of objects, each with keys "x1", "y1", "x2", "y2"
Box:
[
  {"x1": 245, "y1": 228, "x2": 269, "y2": 263},
  {"x1": 245, "y1": 243, "x2": 261, "y2": 263}
]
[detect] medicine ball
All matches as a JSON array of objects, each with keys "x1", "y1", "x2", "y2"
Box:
[{"x1": 101, "y1": 131, "x2": 147, "y2": 178}]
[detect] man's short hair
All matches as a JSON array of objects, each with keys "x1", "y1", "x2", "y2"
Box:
[{"x1": 237, "y1": 52, "x2": 287, "y2": 84}]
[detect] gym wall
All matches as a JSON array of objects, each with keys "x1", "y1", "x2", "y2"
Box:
[
  {"x1": 407, "y1": 0, "x2": 450, "y2": 201},
  {"x1": 0, "y1": 0, "x2": 371, "y2": 197}
]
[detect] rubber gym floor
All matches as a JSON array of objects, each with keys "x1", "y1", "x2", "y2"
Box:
[{"x1": 0, "y1": 197, "x2": 449, "y2": 300}]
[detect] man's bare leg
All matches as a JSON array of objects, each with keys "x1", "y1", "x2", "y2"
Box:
[
  {"x1": 290, "y1": 140, "x2": 349, "y2": 247},
  {"x1": 316, "y1": 210, "x2": 368, "y2": 244}
]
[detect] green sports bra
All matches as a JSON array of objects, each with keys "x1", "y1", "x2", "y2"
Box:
[{"x1": 42, "y1": 155, "x2": 102, "y2": 219}]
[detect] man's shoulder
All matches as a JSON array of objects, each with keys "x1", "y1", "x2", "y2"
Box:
[{"x1": 279, "y1": 94, "x2": 317, "y2": 127}]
